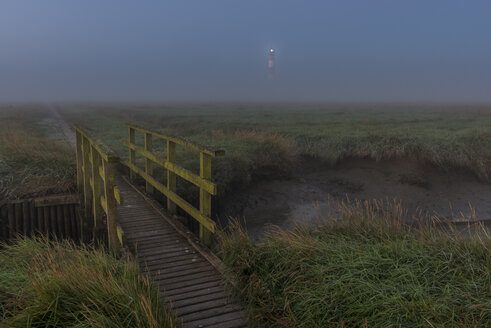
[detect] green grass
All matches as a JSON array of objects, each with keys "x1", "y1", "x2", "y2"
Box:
[
  {"x1": 219, "y1": 200, "x2": 491, "y2": 327},
  {"x1": 59, "y1": 103, "x2": 491, "y2": 199},
  {"x1": 0, "y1": 237, "x2": 179, "y2": 328},
  {"x1": 0, "y1": 106, "x2": 76, "y2": 200}
]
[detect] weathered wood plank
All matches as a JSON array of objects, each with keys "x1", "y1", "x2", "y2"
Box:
[
  {"x1": 179, "y1": 304, "x2": 243, "y2": 323},
  {"x1": 162, "y1": 280, "x2": 224, "y2": 298}
]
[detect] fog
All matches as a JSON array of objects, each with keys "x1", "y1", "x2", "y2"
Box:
[{"x1": 1, "y1": 1, "x2": 490, "y2": 103}]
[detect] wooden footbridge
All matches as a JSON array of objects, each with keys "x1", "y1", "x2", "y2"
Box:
[{"x1": 74, "y1": 125, "x2": 248, "y2": 328}]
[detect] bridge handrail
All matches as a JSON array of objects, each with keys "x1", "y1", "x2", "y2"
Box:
[
  {"x1": 74, "y1": 125, "x2": 123, "y2": 253},
  {"x1": 124, "y1": 123, "x2": 224, "y2": 246}
]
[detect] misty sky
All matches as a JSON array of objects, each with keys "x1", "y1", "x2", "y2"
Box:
[{"x1": 1, "y1": 1, "x2": 490, "y2": 102}]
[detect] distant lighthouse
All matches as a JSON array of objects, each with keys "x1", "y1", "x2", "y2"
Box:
[{"x1": 268, "y1": 48, "x2": 275, "y2": 79}]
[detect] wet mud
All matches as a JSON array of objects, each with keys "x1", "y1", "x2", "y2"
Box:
[{"x1": 219, "y1": 157, "x2": 491, "y2": 239}]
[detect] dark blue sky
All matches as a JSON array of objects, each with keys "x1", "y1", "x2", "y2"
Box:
[{"x1": 1, "y1": 1, "x2": 490, "y2": 102}]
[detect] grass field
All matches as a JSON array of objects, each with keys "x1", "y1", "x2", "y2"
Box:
[
  {"x1": 0, "y1": 106, "x2": 76, "y2": 200},
  {"x1": 0, "y1": 237, "x2": 179, "y2": 328},
  {"x1": 59, "y1": 103, "x2": 491, "y2": 197},
  {"x1": 219, "y1": 200, "x2": 491, "y2": 327}
]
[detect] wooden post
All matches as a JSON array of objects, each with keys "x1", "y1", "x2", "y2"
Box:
[
  {"x1": 75, "y1": 130, "x2": 83, "y2": 190},
  {"x1": 167, "y1": 140, "x2": 177, "y2": 214},
  {"x1": 82, "y1": 136, "x2": 92, "y2": 216},
  {"x1": 22, "y1": 201, "x2": 29, "y2": 236},
  {"x1": 1, "y1": 206, "x2": 8, "y2": 241},
  {"x1": 103, "y1": 160, "x2": 120, "y2": 254},
  {"x1": 43, "y1": 207, "x2": 50, "y2": 237},
  {"x1": 7, "y1": 204, "x2": 14, "y2": 239},
  {"x1": 91, "y1": 145, "x2": 104, "y2": 240},
  {"x1": 29, "y1": 202, "x2": 35, "y2": 235},
  {"x1": 57, "y1": 205, "x2": 64, "y2": 238},
  {"x1": 199, "y1": 152, "x2": 212, "y2": 246},
  {"x1": 63, "y1": 205, "x2": 70, "y2": 238},
  {"x1": 144, "y1": 132, "x2": 153, "y2": 194},
  {"x1": 14, "y1": 204, "x2": 22, "y2": 237},
  {"x1": 37, "y1": 207, "x2": 44, "y2": 236},
  {"x1": 50, "y1": 206, "x2": 57, "y2": 238},
  {"x1": 129, "y1": 127, "x2": 136, "y2": 180}
]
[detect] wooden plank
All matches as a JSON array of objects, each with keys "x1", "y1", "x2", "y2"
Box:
[
  {"x1": 144, "y1": 260, "x2": 209, "y2": 276},
  {"x1": 159, "y1": 275, "x2": 223, "y2": 293},
  {"x1": 75, "y1": 130, "x2": 83, "y2": 190},
  {"x1": 124, "y1": 141, "x2": 217, "y2": 195},
  {"x1": 34, "y1": 194, "x2": 80, "y2": 207},
  {"x1": 43, "y1": 207, "x2": 50, "y2": 237},
  {"x1": 165, "y1": 285, "x2": 225, "y2": 303},
  {"x1": 57, "y1": 206, "x2": 64, "y2": 238},
  {"x1": 1, "y1": 206, "x2": 8, "y2": 240},
  {"x1": 153, "y1": 266, "x2": 216, "y2": 282},
  {"x1": 162, "y1": 280, "x2": 224, "y2": 298},
  {"x1": 128, "y1": 127, "x2": 136, "y2": 180},
  {"x1": 184, "y1": 312, "x2": 247, "y2": 328},
  {"x1": 50, "y1": 206, "x2": 57, "y2": 238},
  {"x1": 154, "y1": 270, "x2": 217, "y2": 285},
  {"x1": 140, "y1": 255, "x2": 205, "y2": 269},
  {"x1": 7, "y1": 204, "x2": 14, "y2": 239},
  {"x1": 91, "y1": 145, "x2": 104, "y2": 238},
  {"x1": 82, "y1": 136, "x2": 92, "y2": 218},
  {"x1": 139, "y1": 254, "x2": 201, "y2": 268},
  {"x1": 29, "y1": 202, "x2": 35, "y2": 235},
  {"x1": 167, "y1": 140, "x2": 177, "y2": 213},
  {"x1": 69, "y1": 205, "x2": 78, "y2": 241},
  {"x1": 125, "y1": 162, "x2": 216, "y2": 232},
  {"x1": 139, "y1": 250, "x2": 198, "y2": 263},
  {"x1": 103, "y1": 159, "x2": 120, "y2": 254},
  {"x1": 176, "y1": 297, "x2": 230, "y2": 317},
  {"x1": 22, "y1": 201, "x2": 29, "y2": 236},
  {"x1": 172, "y1": 291, "x2": 229, "y2": 310},
  {"x1": 63, "y1": 205, "x2": 71, "y2": 238},
  {"x1": 179, "y1": 304, "x2": 243, "y2": 323},
  {"x1": 14, "y1": 204, "x2": 22, "y2": 237},
  {"x1": 126, "y1": 123, "x2": 225, "y2": 157},
  {"x1": 199, "y1": 152, "x2": 212, "y2": 246},
  {"x1": 144, "y1": 132, "x2": 154, "y2": 194}
]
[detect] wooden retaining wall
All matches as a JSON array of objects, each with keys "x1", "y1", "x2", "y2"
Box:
[{"x1": 0, "y1": 194, "x2": 81, "y2": 243}]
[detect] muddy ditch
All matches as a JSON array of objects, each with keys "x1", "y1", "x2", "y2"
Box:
[{"x1": 218, "y1": 157, "x2": 491, "y2": 239}]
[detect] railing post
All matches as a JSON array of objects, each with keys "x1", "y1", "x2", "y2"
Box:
[
  {"x1": 75, "y1": 130, "x2": 83, "y2": 190},
  {"x1": 81, "y1": 137, "x2": 92, "y2": 216},
  {"x1": 167, "y1": 140, "x2": 177, "y2": 214},
  {"x1": 103, "y1": 159, "x2": 120, "y2": 254},
  {"x1": 129, "y1": 127, "x2": 136, "y2": 180},
  {"x1": 199, "y1": 152, "x2": 212, "y2": 246},
  {"x1": 90, "y1": 145, "x2": 104, "y2": 240},
  {"x1": 144, "y1": 132, "x2": 153, "y2": 194}
]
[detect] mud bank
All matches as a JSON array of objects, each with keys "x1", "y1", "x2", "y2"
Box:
[{"x1": 218, "y1": 157, "x2": 491, "y2": 239}]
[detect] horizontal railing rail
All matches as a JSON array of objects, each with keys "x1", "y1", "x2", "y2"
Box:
[
  {"x1": 75, "y1": 125, "x2": 123, "y2": 253},
  {"x1": 124, "y1": 123, "x2": 224, "y2": 246}
]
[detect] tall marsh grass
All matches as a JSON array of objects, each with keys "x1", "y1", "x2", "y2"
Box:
[
  {"x1": 0, "y1": 107, "x2": 75, "y2": 200},
  {"x1": 220, "y1": 200, "x2": 491, "y2": 327},
  {"x1": 0, "y1": 237, "x2": 179, "y2": 328}
]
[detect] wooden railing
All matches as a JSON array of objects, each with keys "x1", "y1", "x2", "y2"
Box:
[
  {"x1": 124, "y1": 124, "x2": 224, "y2": 246},
  {"x1": 75, "y1": 125, "x2": 123, "y2": 253}
]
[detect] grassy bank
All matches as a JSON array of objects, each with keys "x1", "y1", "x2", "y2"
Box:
[
  {"x1": 59, "y1": 104, "x2": 491, "y2": 196},
  {"x1": 0, "y1": 106, "x2": 76, "y2": 200},
  {"x1": 0, "y1": 237, "x2": 179, "y2": 327},
  {"x1": 220, "y1": 200, "x2": 491, "y2": 327}
]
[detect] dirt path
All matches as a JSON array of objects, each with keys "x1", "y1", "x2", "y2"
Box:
[
  {"x1": 219, "y1": 157, "x2": 491, "y2": 239},
  {"x1": 49, "y1": 105, "x2": 76, "y2": 150}
]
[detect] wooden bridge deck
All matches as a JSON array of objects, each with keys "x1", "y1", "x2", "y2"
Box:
[{"x1": 115, "y1": 177, "x2": 248, "y2": 328}]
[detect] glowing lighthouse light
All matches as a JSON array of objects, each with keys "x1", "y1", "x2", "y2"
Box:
[{"x1": 268, "y1": 48, "x2": 275, "y2": 79}]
